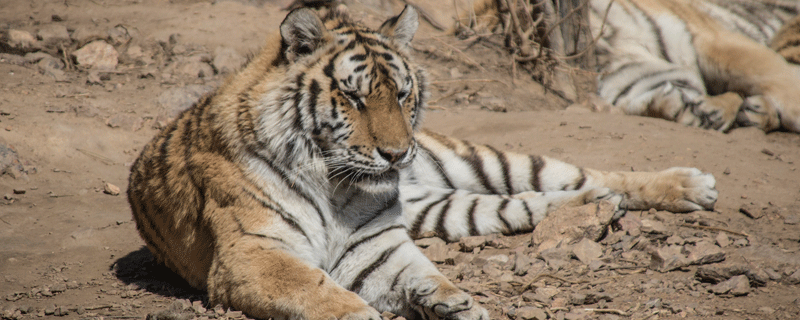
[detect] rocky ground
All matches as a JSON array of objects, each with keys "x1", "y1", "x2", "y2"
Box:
[{"x1": 1, "y1": 1, "x2": 800, "y2": 319}]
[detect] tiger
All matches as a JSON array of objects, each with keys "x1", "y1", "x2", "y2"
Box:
[
  {"x1": 589, "y1": 0, "x2": 800, "y2": 133},
  {"x1": 127, "y1": 5, "x2": 718, "y2": 320},
  {"x1": 466, "y1": 0, "x2": 800, "y2": 133}
]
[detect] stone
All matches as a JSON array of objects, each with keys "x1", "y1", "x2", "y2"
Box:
[
  {"x1": 640, "y1": 219, "x2": 668, "y2": 234},
  {"x1": 5, "y1": 29, "x2": 39, "y2": 52},
  {"x1": 686, "y1": 241, "x2": 725, "y2": 265},
  {"x1": 516, "y1": 307, "x2": 547, "y2": 320},
  {"x1": 24, "y1": 52, "x2": 53, "y2": 64},
  {"x1": 617, "y1": 213, "x2": 643, "y2": 237},
  {"x1": 213, "y1": 46, "x2": 247, "y2": 74},
  {"x1": 107, "y1": 25, "x2": 132, "y2": 46},
  {"x1": 784, "y1": 214, "x2": 800, "y2": 225},
  {"x1": 459, "y1": 235, "x2": 489, "y2": 252},
  {"x1": 421, "y1": 241, "x2": 453, "y2": 263},
  {"x1": 649, "y1": 245, "x2": 690, "y2": 272},
  {"x1": 513, "y1": 252, "x2": 532, "y2": 276},
  {"x1": 572, "y1": 238, "x2": 603, "y2": 264},
  {"x1": 0, "y1": 140, "x2": 29, "y2": 180},
  {"x1": 37, "y1": 24, "x2": 70, "y2": 47},
  {"x1": 709, "y1": 275, "x2": 750, "y2": 296},
  {"x1": 715, "y1": 232, "x2": 731, "y2": 247},
  {"x1": 786, "y1": 269, "x2": 800, "y2": 285},
  {"x1": 414, "y1": 237, "x2": 445, "y2": 248},
  {"x1": 72, "y1": 40, "x2": 118, "y2": 70},
  {"x1": 103, "y1": 182, "x2": 120, "y2": 196},
  {"x1": 532, "y1": 200, "x2": 618, "y2": 247}
]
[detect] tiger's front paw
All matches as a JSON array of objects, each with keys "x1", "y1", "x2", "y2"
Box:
[{"x1": 412, "y1": 277, "x2": 488, "y2": 320}]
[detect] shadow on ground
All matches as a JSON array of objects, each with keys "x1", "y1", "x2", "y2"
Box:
[{"x1": 111, "y1": 247, "x2": 207, "y2": 303}]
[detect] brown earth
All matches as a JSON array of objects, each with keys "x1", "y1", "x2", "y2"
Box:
[{"x1": 1, "y1": 1, "x2": 800, "y2": 319}]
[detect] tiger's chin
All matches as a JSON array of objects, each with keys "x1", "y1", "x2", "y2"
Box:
[{"x1": 352, "y1": 169, "x2": 400, "y2": 194}]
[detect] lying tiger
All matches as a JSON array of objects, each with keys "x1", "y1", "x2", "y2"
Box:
[
  {"x1": 590, "y1": 0, "x2": 800, "y2": 133},
  {"x1": 127, "y1": 6, "x2": 717, "y2": 320},
  {"x1": 472, "y1": 0, "x2": 800, "y2": 132}
]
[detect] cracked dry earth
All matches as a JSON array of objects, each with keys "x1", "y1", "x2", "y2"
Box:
[{"x1": 2, "y1": 1, "x2": 800, "y2": 320}]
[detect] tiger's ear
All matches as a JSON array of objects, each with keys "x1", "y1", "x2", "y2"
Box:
[
  {"x1": 379, "y1": 5, "x2": 419, "y2": 47},
  {"x1": 280, "y1": 8, "x2": 329, "y2": 61}
]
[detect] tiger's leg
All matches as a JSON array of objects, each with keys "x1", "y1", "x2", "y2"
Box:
[
  {"x1": 205, "y1": 208, "x2": 381, "y2": 320},
  {"x1": 403, "y1": 131, "x2": 716, "y2": 239},
  {"x1": 695, "y1": 28, "x2": 800, "y2": 132},
  {"x1": 326, "y1": 222, "x2": 488, "y2": 320},
  {"x1": 401, "y1": 185, "x2": 624, "y2": 241},
  {"x1": 597, "y1": 56, "x2": 742, "y2": 132}
]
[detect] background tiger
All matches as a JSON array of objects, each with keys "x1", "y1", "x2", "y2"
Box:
[
  {"x1": 590, "y1": 0, "x2": 800, "y2": 133},
  {"x1": 127, "y1": 5, "x2": 717, "y2": 320}
]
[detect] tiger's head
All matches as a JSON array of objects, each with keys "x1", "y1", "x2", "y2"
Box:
[{"x1": 278, "y1": 6, "x2": 426, "y2": 194}]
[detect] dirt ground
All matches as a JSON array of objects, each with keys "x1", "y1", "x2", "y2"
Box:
[{"x1": 2, "y1": 1, "x2": 800, "y2": 319}]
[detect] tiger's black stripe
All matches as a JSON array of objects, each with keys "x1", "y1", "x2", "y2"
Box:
[
  {"x1": 349, "y1": 242, "x2": 404, "y2": 294},
  {"x1": 467, "y1": 197, "x2": 480, "y2": 236},
  {"x1": 241, "y1": 187, "x2": 311, "y2": 242},
  {"x1": 529, "y1": 155, "x2": 544, "y2": 192},
  {"x1": 433, "y1": 198, "x2": 453, "y2": 240},
  {"x1": 409, "y1": 190, "x2": 455, "y2": 237},
  {"x1": 329, "y1": 224, "x2": 406, "y2": 272},
  {"x1": 418, "y1": 145, "x2": 456, "y2": 190},
  {"x1": 486, "y1": 144, "x2": 512, "y2": 194}
]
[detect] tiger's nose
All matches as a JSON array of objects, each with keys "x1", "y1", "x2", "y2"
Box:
[{"x1": 377, "y1": 147, "x2": 408, "y2": 164}]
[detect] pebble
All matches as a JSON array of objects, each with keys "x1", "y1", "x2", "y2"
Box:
[
  {"x1": 709, "y1": 275, "x2": 750, "y2": 296},
  {"x1": 72, "y1": 40, "x2": 119, "y2": 70},
  {"x1": 572, "y1": 238, "x2": 603, "y2": 264},
  {"x1": 715, "y1": 232, "x2": 730, "y2": 247},
  {"x1": 513, "y1": 251, "x2": 532, "y2": 276},
  {"x1": 640, "y1": 219, "x2": 668, "y2": 234},
  {"x1": 532, "y1": 200, "x2": 617, "y2": 247},
  {"x1": 686, "y1": 241, "x2": 725, "y2": 265},
  {"x1": 786, "y1": 269, "x2": 800, "y2": 285},
  {"x1": 459, "y1": 235, "x2": 489, "y2": 252},
  {"x1": 106, "y1": 114, "x2": 144, "y2": 131},
  {"x1": 516, "y1": 307, "x2": 547, "y2": 320},
  {"x1": 5, "y1": 29, "x2": 39, "y2": 51},
  {"x1": 784, "y1": 214, "x2": 800, "y2": 225},
  {"x1": 70, "y1": 26, "x2": 107, "y2": 46},
  {"x1": 103, "y1": 182, "x2": 121, "y2": 196}
]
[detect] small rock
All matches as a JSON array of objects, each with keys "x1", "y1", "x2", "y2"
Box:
[
  {"x1": 686, "y1": 241, "x2": 725, "y2": 265},
  {"x1": 213, "y1": 46, "x2": 247, "y2": 74},
  {"x1": 665, "y1": 235, "x2": 684, "y2": 245},
  {"x1": 106, "y1": 25, "x2": 132, "y2": 46},
  {"x1": 459, "y1": 235, "x2": 489, "y2": 252},
  {"x1": 54, "y1": 306, "x2": 69, "y2": 316},
  {"x1": 50, "y1": 283, "x2": 67, "y2": 293},
  {"x1": 784, "y1": 214, "x2": 800, "y2": 225},
  {"x1": 532, "y1": 200, "x2": 618, "y2": 246},
  {"x1": 106, "y1": 114, "x2": 144, "y2": 131},
  {"x1": 72, "y1": 40, "x2": 118, "y2": 70},
  {"x1": 616, "y1": 212, "x2": 643, "y2": 236},
  {"x1": 37, "y1": 24, "x2": 71, "y2": 47},
  {"x1": 103, "y1": 182, "x2": 120, "y2": 196},
  {"x1": 739, "y1": 204, "x2": 764, "y2": 219},
  {"x1": 6, "y1": 29, "x2": 39, "y2": 52},
  {"x1": 645, "y1": 298, "x2": 661, "y2": 309},
  {"x1": 539, "y1": 246, "x2": 573, "y2": 269},
  {"x1": 191, "y1": 300, "x2": 206, "y2": 314},
  {"x1": 649, "y1": 245, "x2": 689, "y2": 272},
  {"x1": 765, "y1": 268, "x2": 782, "y2": 281},
  {"x1": 786, "y1": 269, "x2": 800, "y2": 285},
  {"x1": 513, "y1": 252, "x2": 532, "y2": 276},
  {"x1": 414, "y1": 237, "x2": 445, "y2": 248},
  {"x1": 516, "y1": 307, "x2": 547, "y2": 320},
  {"x1": 640, "y1": 219, "x2": 668, "y2": 234},
  {"x1": 709, "y1": 275, "x2": 750, "y2": 296},
  {"x1": 23, "y1": 52, "x2": 53, "y2": 64},
  {"x1": 569, "y1": 292, "x2": 587, "y2": 305},
  {"x1": 758, "y1": 306, "x2": 775, "y2": 314},
  {"x1": 572, "y1": 238, "x2": 603, "y2": 264},
  {"x1": 732, "y1": 238, "x2": 749, "y2": 247},
  {"x1": 485, "y1": 254, "x2": 509, "y2": 265},
  {"x1": 715, "y1": 232, "x2": 731, "y2": 247},
  {"x1": 421, "y1": 241, "x2": 453, "y2": 263}
]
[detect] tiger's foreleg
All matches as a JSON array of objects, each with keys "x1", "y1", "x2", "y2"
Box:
[
  {"x1": 326, "y1": 224, "x2": 488, "y2": 320},
  {"x1": 205, "y1": 208, "x2": 381, "y2": 320}
]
